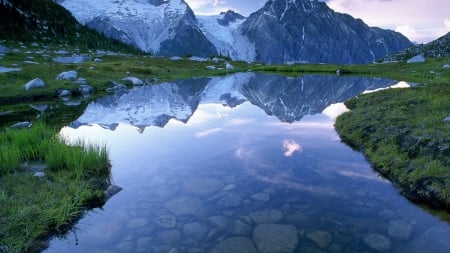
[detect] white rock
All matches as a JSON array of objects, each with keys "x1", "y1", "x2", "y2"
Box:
[
  {"x1": 94, "y1": 58, "x2": 103, "y2": 63},
  {"x1": 56, "y1": 70, "x2": 78, "y2": 80},
  {"x1": 407, "y1": 55, "x2": 425, "y2": 64},
  {"x1": 443, "y1": 64, "x2": 450, "y2": 69},
  {"x1": 170, "y1": 56, "x2": 183, "y2": 61},
  {"x1": 225, "y1": 62, "x2": 235, "y2": 70},
  {"x1": 24, "y1": 78, "x2": 45, "y2": 90},
  {"x1": 122, "y1": 77, "x2": 144, "y2": 86},
  {"x1": 0, "y1": 66, "x2": 21, "y2": 73},
  {"x1": 33, "y1": 172, "x2": 46, "y2": 178},
  {"x1": 206, "y1": 65, "x2": 216, "y2": 70}
]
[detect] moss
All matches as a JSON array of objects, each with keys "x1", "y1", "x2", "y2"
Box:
[{"x1": 335, "y1": 83, "x2": 450, "y2": 209}]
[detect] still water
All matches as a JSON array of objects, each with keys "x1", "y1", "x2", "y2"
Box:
[{"x1": 47, "y1": 73, "x2": 449, "y2": 253}]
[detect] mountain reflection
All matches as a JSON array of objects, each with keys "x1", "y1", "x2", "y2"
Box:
[{"x1": 71, "y1": 73, "x2": 397, "y2": 131}]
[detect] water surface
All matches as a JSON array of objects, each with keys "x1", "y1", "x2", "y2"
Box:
[{"x1": 47, "y1": 73, "x2": 450, "y2": 253}]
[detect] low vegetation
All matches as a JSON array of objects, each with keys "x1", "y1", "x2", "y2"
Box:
[
  {"x1": 335, "y1": 83, "x2": 450, "y2": 208},
  {"x1": 0, "y1": 122, "x2": 110, "y2": 253}
]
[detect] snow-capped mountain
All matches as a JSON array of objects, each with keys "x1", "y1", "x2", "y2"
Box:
[
  {"x1": 197, "y1": 10, "x2": 256, "y2": 61},
  {"x1": 239, "y1": 0, "x2": 412, "y2": 64},
  {"x1": 57, "y1": 0, "x2": 216, "y2": 57},
  {"x1": 57, "y1": 0, "x2": 412, "y2": 63}
]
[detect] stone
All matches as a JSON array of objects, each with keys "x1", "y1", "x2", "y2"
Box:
[
  {"x1": 24, "y1": 78, "x2": 45, "y2": 90},
  {"x1": 363, "y1": 234, "x2": 392, "y2": 252},
  {"x1": 225, "y1": 62, "x2": 235, "y2": 70},
  {"x1": 77, "y1": 85, "x2": 94, "y2": 95},
  {"x1": 182, "y1": 222, "x2": 210, "y2": 240},
  {"x1": 253, "y1": 224, "x2": 298, "y2": 253},
  {"x1": 0, "y1": 66, "x2": 21, "y2": 73},
  {"x1": 249, "y1": 210, "x2": 283, "y2": 224},
  {"x1": 156, "y1": 215, "x2": 177, "y2": 229},
  {"x1": 170, "y1": 56, "x2": 183, "y2": 61},
  {"x1": 58, "y1": 89, "x2": 72, "y2": 97},
  {"x1": 0, "y1": 45, "x2": 9, "y2": 54},
  {"x1": 407, "y1": 55, "x2": 426, "y2": 64},
  {"x1": 387, "y1": 219, "x2": 413, "y2": 241},
  {"x1": 10, "y1": 121, "x2": 32, "y2": 129},
  {"x1": 104, "y1": 184, "x2": 122, "y2": 200},
  {"x1": 217, "y1": 193, "x2": 242, "y2": 208},
  {"x1": 164, "y1": 196, "x2": 207, "y2": 217},
  {"x1": 122, "y1": 77, "x2": 144, "y2": 86},
  {"x1": 183, "y1": 177, "x2": 224, "y2": 196},
  {"x1": 206, "y1": 65, "x2": 216, "y2": 70},
  {"x1": 33, "y1": 172, "x2": 46, "y2": 178},
  {"x1": 251, "y1": 192, "x2": 270, "y2": 202},
  {"x1": 208, "y1": 216, "x2": 230, "y2": 230},
  {"x1": 211, "y1": 237, "x2": 258, "y2": 253},
  {"x1": 52, "y1": 55, "x2": 91, "y2": 64},
  {"x1": 158, "y1": 229, "x2": 181, "y2": 244},
  {"x1": 126, "y1": 218, "x2": 149, "y2": 230},
  {"x1": 28, "y1": 104, "x2": 48, "y2": 113},
  {"x1": 229, "y1": 219, "x2": 252, "y2": 235},
  {"x1": 56, "y1": 70, "x2": 77, "y2": 80},
  {"x1": 443, "y1": 116, "x2": 450, "y2": 123},
  {"x1": 306, "y1": 230, "x2": 332, "y2": 249},
  {"x1": 94, "y1": 58, "x2": 103, "y2": 63},
  {"x1": 442, "y1": 64, "x2": 450, "y2": 69}
]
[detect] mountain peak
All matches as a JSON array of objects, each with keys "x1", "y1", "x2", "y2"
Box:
[{"x1": 218, "y1": 10, "x2": 245, "y2": 26}]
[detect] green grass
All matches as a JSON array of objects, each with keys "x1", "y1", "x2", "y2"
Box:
[
  {"x1": 335, "y1": 83, "x2": 450, "y2": 208},
  {"x1": 0, "y1": 122, "x2": 110, "y2": 253}
]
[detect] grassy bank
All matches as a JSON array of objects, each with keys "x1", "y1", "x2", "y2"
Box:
[
  {"x1": 335, "y1": 83, "x2": 450, "y2": 208},
  {"x1": 0, "y1": 122, "x2": 111, "y2": 253}
]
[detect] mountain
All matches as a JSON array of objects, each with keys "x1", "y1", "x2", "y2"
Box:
[
  {"x1": 382, "y1": 31, "x2": 450, "y2": 62},
  {"x1": 239, "y1": 0, "x2": 412, "y2": 64},
  {"x1": 56, "y1": 0, "x2": 412, "y2": 63},
  {"x1": 0, "y1": 0, "x2": 139, "y2": 52},
  {"x1": 57, "y1": 0, "x2": 217, "y2": 57},
  {"x1": 72, "y1": 73, "x2": 398, "y2": 130}
]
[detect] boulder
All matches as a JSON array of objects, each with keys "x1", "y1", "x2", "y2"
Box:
[
  {"x1": 443, "y1": 64, "x2": 450, "y2": 69},
  {"x1": 122, "y1": 77, "x2": 144, "y2": 86},
  {"x1": 253, "y1": 224, "x2": 298, "y2": 253},
  {"x1": 444, "y1": 116, "x2": 450, "y2": 123},
  {"x1": 363, "y1": 234, "x2": 392, "y2": 252},
  {"x1": 182, "y1": 222, "x2": 210, "y2": 240},
  {"x1": 206, "y1": 65, "x2": 216, "y2": 70},
  {"x1": 211, "y1": 237, "x2": 258, "y2": 253},
  {"x1": 28, "y1": 104, "x2": 48, "y2": 113},
  {"x1": 56, "y1": 70, "x2": 78, "y2": 80},
  {"x1": 407, "y1": 55, "x2": 425, "y2": 64},
  {"x1": 156, "y1": 215, "x2": 177, "y2": 229},
  {"x1": 217, "y1": 193, "x2": 242, "y2": 208},
  {"x1": 24, "y1": 78, "x2": 45, "y2": 90},
  {"x1": 94, "y1": 58, "x2": 103, "y2": 63}
]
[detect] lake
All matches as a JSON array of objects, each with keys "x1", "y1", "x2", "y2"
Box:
[{"x1": 45, "y1": 73, "x2": 450, "y2": 253}]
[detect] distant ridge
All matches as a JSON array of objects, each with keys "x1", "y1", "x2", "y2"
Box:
[{"x1": 382, "y1": 31, "x2": 450, "y2": 62}]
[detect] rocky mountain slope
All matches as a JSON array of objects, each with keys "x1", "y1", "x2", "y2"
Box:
[
  {"x1": 57, "y1": 0, "x2": 217, "y2": 57},
  {"x1": 0, "y1": 0, "x2": 139, "y2": 52},
  {"x1": 382, "y1": 31, "x2": 450, "y2": 61},
  {"x1": 239, "y1": 0, "x2": 412, "y2": 64}
]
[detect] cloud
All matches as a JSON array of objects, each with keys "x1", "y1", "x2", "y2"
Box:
[
  {"x1": 445, "y1": 19, "x2": 450, "y2": 29},
  {"x1": 283, "y1": 139, "x2": 302, "y2": 157},
  {"x1": 195, "y1": 127, "x2": 222, "y2": 137}
]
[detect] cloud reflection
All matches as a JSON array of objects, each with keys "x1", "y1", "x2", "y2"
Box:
[
  {"x1": 283, "y1": 139, "x2": 302, "y2": 157},
  {"x1": 196, "y1": 128, "x2": 222, "y2": 137}
]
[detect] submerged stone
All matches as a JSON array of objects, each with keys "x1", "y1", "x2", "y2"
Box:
[
  {"x1": 164, "y1": 196, "x2": 207, "y2": 217},
  {"x1": 156, "y1": 215, "x2": 177, "y2": 228},
  {"x1": 363, "y1": 234, "x2": 392, "y2": 252},
  {"x1": 306, "y1": 230, "x2": 332, "y2": 249},
  {"x1": 249, "y1": 209, "x2": 283, "y2": 224},
  {"x1": 183, "y1": 177, "x2": 224, "y2": 196},
  {"x1": 104, "y1": 184, "x2": 122, "y2": 200},
  {"x1": 387, "y1": 219, "x2": 413, "y2": 241},
  {"x1": 211, "y1": 237, "x2": 258, "y2": 253},
  {"x1": 253, "y1": 224, "x2": 298, "y2": 253}
]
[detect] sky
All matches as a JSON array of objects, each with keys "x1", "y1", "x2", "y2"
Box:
[{"x1": 184, "y1": 0, "x2": 450, "y2": 43}]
